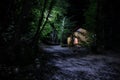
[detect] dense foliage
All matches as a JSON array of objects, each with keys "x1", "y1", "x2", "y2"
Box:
[
  {"x1": 0, "y1": 0, "x2": 72, "y2": 65},
  {"x1": 1, "y1": 0, "x2": 119, "y2": 66}
]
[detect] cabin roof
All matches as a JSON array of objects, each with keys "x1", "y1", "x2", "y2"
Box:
[{"x1": 72, "y1": 26, "x2": 81, "y2": 32}]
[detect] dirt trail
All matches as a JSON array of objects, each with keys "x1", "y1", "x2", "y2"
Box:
[
  {"x1": 1, "y1": 44, "x2": 120, "y2": 80},
  {"x1": 39, "y1": 44, "x2": 120, "y2": 80}
]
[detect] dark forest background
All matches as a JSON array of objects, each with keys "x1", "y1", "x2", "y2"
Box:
[{"x1": 0, "y1": 0, "x2": 120, "y2": 65}]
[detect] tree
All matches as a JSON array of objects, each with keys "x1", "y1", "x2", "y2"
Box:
[
  {"x1": 83, "y1": 0, "x2": 97, "y2": 33},
  {"x1": 96, "y1": 0, "x2": 120, "y2": 51},
  {"x1": 39, "y1": 0, "x2": 70, "y2": 44},
  {"x1": 0, "y1": 0, "x2": 71, "y2": 65},
  {"x1": 0, "y1": 0, "x2": 54, "y2": 65}
]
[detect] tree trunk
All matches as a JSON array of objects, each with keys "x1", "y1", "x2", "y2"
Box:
[
  {"x1": 32, "y1": 0, "x2": 55, "y2": 46},
  {"x1": 31, "y1": 0, "x2": 48, "y2": 46}
]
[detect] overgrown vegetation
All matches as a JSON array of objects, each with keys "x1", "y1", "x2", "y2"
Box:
[
  {"x1": 0, "y1": 0, "x2": 108, "y2": 65},
  {"x1": 0, "y1": 0, "x2": 120, "y2": 80},
  {"x1": 0, "y1": 0, "x2": 72, "y2": 65}
]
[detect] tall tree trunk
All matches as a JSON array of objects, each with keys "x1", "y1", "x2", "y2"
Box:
[
  {"x1": 31, "y1": 0, "x2": 48, "y2": 45},
  {"x1": 13, "y1": 0, "x2": 31, "y2": 48},
  {"x1": 39, "y1": 0, "x2": 55, "y2": 35},
  {"x1": 32, "y1": 0, "x2": 55, "y2": 46}
]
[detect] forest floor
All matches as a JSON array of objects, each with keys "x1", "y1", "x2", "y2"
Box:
[
  {"x1": 39, "y1": 44, "x2": 120, "y2": 80},
  {"x1": 0, "y1": 44, "x2": 120, "y2": 80}
]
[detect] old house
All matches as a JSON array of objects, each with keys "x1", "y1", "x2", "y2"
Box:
[{"x1": 67, "y1": 27, "x2": 89, "y2": 47}]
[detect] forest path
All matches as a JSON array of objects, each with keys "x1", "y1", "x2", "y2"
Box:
[
  {"x1": 1, "y1": 44, "x2": 120, "y2": 80},
  {"x1": 39, "y1": 44, "x2": 120, "y2": 80}
]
